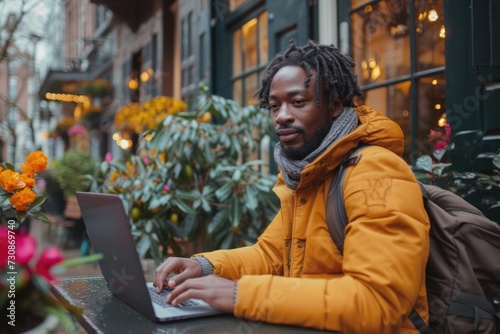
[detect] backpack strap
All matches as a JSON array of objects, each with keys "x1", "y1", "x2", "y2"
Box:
[
  {"x1": 325, "y1": 145, "x2": 436, "y2": 334},
  {"x1": 326, "y1": 144, "x2": 367, "y2": 255},
  {"x1": 448, "y1": 290, "x2": 500, "y2": 330}
]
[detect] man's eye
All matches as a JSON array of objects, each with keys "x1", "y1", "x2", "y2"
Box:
[
  {"x1": 269, "y1": 104, "x2": 279, "y2": 111},
  {"x1": 293, "y1": 100, "x2": 305, "y2": 106}
]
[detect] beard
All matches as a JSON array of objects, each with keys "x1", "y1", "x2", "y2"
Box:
[{"x1": 281, "y1": 121, "x2": 333, "y2": 161}]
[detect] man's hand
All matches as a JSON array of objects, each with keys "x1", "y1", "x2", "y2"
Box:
[
  {"x1": 153, "y1": 257, "x2": 202, "y2": 292},
  {"x1": 166, "y1": 275, "x2": 236, "y2": 313}
]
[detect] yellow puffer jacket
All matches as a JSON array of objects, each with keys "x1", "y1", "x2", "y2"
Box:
[{"x1": 196, "y1": 106, "x2": 430, "y2": 333}]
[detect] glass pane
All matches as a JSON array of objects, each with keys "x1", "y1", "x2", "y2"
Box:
[
  {"x1": 244, "y1": 72, "x2": 258, "y2": 106},
  {"x1": 360, "y1": 81, "x2": 412, "y2": 160},
  {"x1": 233, "y1": 29, "x2": 242, "y2": 76},
  {"x1": 230, "y1": 0, "x2": 246, "y2": 11},
  {"x1": 258, "y1": 12, "x2": 268, "y2": 65},
  {"x1": 351, "y1": 1, "x2": 411, "y2": 86},
  {"x1": 242, "y1": 18, "x2": 258, "y2": 70},
  {"x1": 414, "y1": 0, "x2": 445, "y2": 71},
  {"x1": 233, "y1": 79, "x2": 243, "y2": 106},
  {"x1": 416, "y1": 73, "x2": 446, "y2": 155}
]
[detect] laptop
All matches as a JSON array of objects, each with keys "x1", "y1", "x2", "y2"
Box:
[{"x1": 75, "y1": 191, "x2": 224, "y2": 322}]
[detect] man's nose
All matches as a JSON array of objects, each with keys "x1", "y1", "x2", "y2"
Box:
[{"x1": 275, "y1": 104, "x2": 294, "y2": 124}]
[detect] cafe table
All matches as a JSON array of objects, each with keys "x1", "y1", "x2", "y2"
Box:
[{"x1": 51, "y1": 275, "x2": 339, "y2": 334}]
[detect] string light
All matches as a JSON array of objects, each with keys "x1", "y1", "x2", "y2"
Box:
[
  {"x1": 439, "y1": 25, "x2": 446, "y2": 38},
  {"x1": 428, "y1": 9, "x2": 438, "y2": 22}
]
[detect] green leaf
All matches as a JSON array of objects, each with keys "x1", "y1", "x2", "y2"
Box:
[
  {"x1": 243, "y1": 187, "x2": 258, "y2": 211},
  {"x1": 136, "y1": 236, "x2": 152, "y2": 258},
  {"x1": 208, "y1": 208, "x2": 228, "y2": 234},
  {"x1": 29, "y1": 195, "x2": 46, "y2": 210},
  {"x1": 57, "y1": 253, "x2": 104, "y2": 267},
  {"x1": 232, "y1": 168, "x2": 242, "y2": 182},
  {"x1": 230, "y1": 196, "x2": 241, "y2": 227},
  {"x1": 28, "y1": 211, "x2": 49, "y2": 223},
  {"x1": 493, "y1": 153, "x2": 500, "y2": 169},
  {"x1": 15, "y1": 211, "x2": 27, "y2": 224},
  {"x1": 171, "y1": 198, "x2": 197, "y2": 215},
  {"x1": 215, "y1": 182, "x2": 232, "y2": 201},
  {"x1": 416, "y1": 155, "x2": 433, "y2": 172}
]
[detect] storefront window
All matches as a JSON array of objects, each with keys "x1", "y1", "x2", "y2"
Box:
[
  {"x1": 351, "y1": 0, "x2": 446, "y2": 161},
  {"x1": 232, "y1": 11, "x2": 268, "y2": 106}
]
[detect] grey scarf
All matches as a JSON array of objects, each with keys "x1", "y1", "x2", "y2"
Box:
[{"x1": 274, "y1": 107, "x2": 359, "y2": 190}]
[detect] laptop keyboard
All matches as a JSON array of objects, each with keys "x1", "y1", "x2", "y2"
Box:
[{"x1": 148, "y1": 287, "x2": 200, "y2": 308}]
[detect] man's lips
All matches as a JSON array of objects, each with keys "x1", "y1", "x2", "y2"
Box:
[{"x1": 276, "y1": 129, "x2": 301, "y2": 143}]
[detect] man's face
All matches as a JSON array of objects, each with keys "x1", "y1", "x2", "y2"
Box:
[{"x1": 269, "y1": 65, "x2": 341, "y2": 160}]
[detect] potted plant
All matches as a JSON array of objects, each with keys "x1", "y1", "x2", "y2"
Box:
[
  {"x1": 413, "y1": 124, "x2": 500, "y2": 219},
  {"x1": 0, "y1": 151, "x2": 101, "y2": 333},
  {"x1": 90, "y1": 84, "x2": 279, "y2": 264}
]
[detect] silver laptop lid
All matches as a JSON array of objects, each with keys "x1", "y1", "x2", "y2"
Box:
[{"x1": 75, "y1": 191, "x2": 157, "y2": 320}]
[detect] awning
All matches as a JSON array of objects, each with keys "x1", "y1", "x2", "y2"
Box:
[{"x1": 38, "y1": 69, "x2": 94, "y2": 100}]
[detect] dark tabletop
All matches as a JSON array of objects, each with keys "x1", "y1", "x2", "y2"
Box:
[{"x1": 51, "y1": 276, "x2": 336, "y2": 334}]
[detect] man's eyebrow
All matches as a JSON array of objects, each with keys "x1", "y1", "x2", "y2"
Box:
[{"x1": 269, "y1": 89, "x2": 307, "y2": 100}]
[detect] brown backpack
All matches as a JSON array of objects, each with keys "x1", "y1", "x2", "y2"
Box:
[{"x1": 326, "y1": 145, "x2": 500, "y2": 333}]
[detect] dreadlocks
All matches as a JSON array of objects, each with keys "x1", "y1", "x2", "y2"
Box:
[{"x1": 255, "y1": 40, "x2": 361, "y2": 109}]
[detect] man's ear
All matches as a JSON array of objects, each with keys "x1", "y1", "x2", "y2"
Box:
[{"x1": 331, "y1": 98, "x2": 343, "y2": 119}]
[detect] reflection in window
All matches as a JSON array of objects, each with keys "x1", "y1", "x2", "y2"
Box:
[
  {"x1": 232, "y1": 12, "x2": 268, "y2": 106},
  {"x1": 414, "y1": 0, "x2": 445, "y2": 71},
  {"x1": 243, "y1": 18, "x2": 258, "y2": 69},
  {"x1": 361, "y1": 82, "x2": 412, "y2": 159},
  {"x1": 351, "y1": 0, "x2": 446, "y2": 162},
  {"x1": 416, "y1": 73, "x2": 446, "y2": 155},
  {"x1": 351, "y1": 1, "x2": 411, "y2": 86}
]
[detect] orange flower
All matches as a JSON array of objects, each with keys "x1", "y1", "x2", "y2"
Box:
[
  {"x1": 20, "y1": 151, "x2": 48, "y2": 176},
  {"x1": 10, "y1": 188, "x2": 37, "y2": 211},
  {"x1": 108, "y1": 172, "x2": 120, "y2": 184},
  {"x1": 20, "y1": 173, "x2": 36, "y2": 188},
  {"x1": 0, "y1": 170, "x2": 25, "y2": 192}
]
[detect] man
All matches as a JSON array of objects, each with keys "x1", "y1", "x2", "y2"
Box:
[{"x1": 154, "y1": 40, "x2": 430, "y2": 333}]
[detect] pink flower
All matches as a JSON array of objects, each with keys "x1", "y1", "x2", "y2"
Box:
[
  {"x1": 0, "y1": 227, "x2": 37, "y2": 268},
  {"x1": 67, "y1": 124, "x2": 86, "y2": 136},
  {"x1": 163, "y1": 184, "x2": 170, "y2": 192},
  {"x1": 434, "y1": 140, "x2": 448, "y2": 151},
  {"x1": 104, "y1": 152, "x2": 113, "y2": 163},
  {"x1": 143, "y1": 156, "x2": 150, "y2": 164},
  {"x1": 429, "y1": 124, "x2": 452, "y2": 151},
  {"x1": 35, "y1": 247, "x2": 64, "y2": 281},
  {"x1": 443, "y1": 124, "x2": 451, "y2": 141},
  {"x1": 0, "y1": 226, "x2": 9, "y2": 268},
  {"x1": 14, "y1": 232, "x2": 37, "y2": 265}
]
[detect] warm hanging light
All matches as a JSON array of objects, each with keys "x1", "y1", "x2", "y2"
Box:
[
  {"x1": 428, "y1": 9, "x2": 438, "y2": 22},
  {"x1": 439, "y1": 25, "x2": 446, "y2": 38},
  {"x1": 432, "y1": 79, "x2": 438, "y2": 85},
  {"x1": 128, "y1": 79, "x2": 139, "y2": 90},
  {"x1": 438, "y1": 113, "x2": 447, "y2": 127}
]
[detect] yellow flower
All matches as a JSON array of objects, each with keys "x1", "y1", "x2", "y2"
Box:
[
  {"x1": 108, "y1": 172, "x2": 120, "y2": 184},
  {"x1": 20, "y1": 151, "x2": 48, "y2": 176},
  {"x1": 20, "y1": 173, "x2": 36, "y2": 188},
  {"x1": 0, "y1": 170, "x2": 25, "y2": 192},
  {"x1": 10, "y1": 188, "x2": 37, "y2": 211}
]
